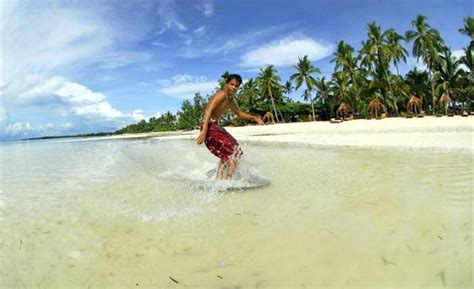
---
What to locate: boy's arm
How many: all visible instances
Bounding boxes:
[197,91,224,144]
[229,100,264,125]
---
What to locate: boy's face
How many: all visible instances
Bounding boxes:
[226,79,241,95]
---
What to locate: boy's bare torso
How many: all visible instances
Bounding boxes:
[209,90,232,122]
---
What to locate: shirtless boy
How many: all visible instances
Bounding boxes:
[197,74,264,180]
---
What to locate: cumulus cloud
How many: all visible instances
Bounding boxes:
[240,36,334,67]
[4,122,34,136]
[16,76,126,121]
[132,109,145,121]
[158,74,217,99]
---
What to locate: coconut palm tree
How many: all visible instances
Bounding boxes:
[218,71,231,90]
[237,78,260,113]
[282,80,294,102]
[386,28,408,76]
[314,76,333,119]
[405,68,430,97]
[290,55,321,121]
[435,47,463,97]
[360,22,395,111]
[256,65,282,122]
[405,14,445,114]
[460,46,474,82]
[332,71,352,112]
[458,16,474,43]
[332,41,362,102]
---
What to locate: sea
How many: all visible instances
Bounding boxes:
[0,137,472,288]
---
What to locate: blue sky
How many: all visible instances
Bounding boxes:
[0,0,471,140]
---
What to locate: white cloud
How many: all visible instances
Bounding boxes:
[194,26,206,36]
[197,0,214,17]
[16,76,127,122]
[137,81,150,87]
[2,1,114,86]
[156,0,187,34]
[0,104,7,125]
[92,51,153,70]
[241,36,334,67]
[132,109,145,121]
[159,75,217,99]
[4,122,33,135]
[62,122,73,129]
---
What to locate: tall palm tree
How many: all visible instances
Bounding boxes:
[314,76,333,119]
[256,65,282,122]
[458,16,474,43]
[405,14,445,113]
[332,71,351,110]
[282,80,294,102]
[460,46,474,82]
[332,41,361,100]
[237,78,260,113]
[386,28,408,76]
[405,67,430,111]
[360,22,394,107]
[290,55,321,120]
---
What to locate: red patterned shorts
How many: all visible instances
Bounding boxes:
[200,122,243,162]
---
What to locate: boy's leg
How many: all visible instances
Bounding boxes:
[226,153,240,180]
[216,160,226,180]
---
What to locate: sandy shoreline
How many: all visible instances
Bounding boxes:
[141,116,473,151]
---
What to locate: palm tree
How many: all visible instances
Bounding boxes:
[360,22,394,108]
[458,16,474,43]
[332,41,362,101]
[460,46,474,82]
[405,14,445,114]
[436,47,463,95]
[290,55,321,120]
[218,71,230,90]
[386,28,408,76]
[237,78,260,113]
[314,76,332,119]
[256,65,282,122]
[332,71,352,113]
[282,80,294,102]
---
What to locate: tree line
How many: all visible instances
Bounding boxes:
[117,15,473,134]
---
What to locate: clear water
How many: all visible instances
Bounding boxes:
[0,138,472,288]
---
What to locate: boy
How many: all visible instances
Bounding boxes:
[197,74,264,180]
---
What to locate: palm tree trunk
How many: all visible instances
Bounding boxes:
[269,91,279,122]
[430,71,436,115]
[311,100,316,121]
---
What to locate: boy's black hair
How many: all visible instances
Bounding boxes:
[226,74,242,85]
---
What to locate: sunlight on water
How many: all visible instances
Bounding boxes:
[0,138,472,288]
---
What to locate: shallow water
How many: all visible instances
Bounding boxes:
[0,138,472,288]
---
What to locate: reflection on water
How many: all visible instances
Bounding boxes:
[0,138,472,288]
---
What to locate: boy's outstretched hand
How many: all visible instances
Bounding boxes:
[254,116,265,125]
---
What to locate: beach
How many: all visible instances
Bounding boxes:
[149,116,474,151]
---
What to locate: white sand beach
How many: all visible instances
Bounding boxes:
[150,116,473,151]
